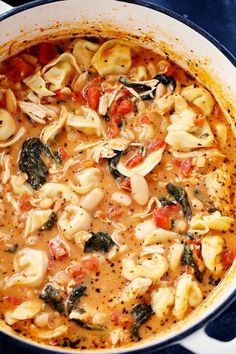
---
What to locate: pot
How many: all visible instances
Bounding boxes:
[0,1,236,353]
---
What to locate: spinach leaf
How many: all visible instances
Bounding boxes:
[119,76,152,92]
[41,212,56,231]
[131,303,154,341]
[73,319,104,330]
[159,197,176,207]
[40,283,65,313]
[84,232,115,253]
[153,74,176,91]
[166,183,192,217]
[19,138,61,190]
[19,138,48,190]
[107,151,122,179]
[119,74,176,101]
[183,243,202,282]
[67,285,87,314]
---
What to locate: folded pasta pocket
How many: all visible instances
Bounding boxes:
[91,39,136,76]
[67,107,102,137]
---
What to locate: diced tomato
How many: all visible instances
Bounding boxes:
[86,77,101,111]
[186,238,200,248]
[195,115,206,127]
[0,97,6,108]
[164,204,180,216]
[71,91,87,105]
[173,158,182,168]
[222,251,235,268]
[49,235,69,259]
[125,153,143,169]
[186,238,203,268]
[153,207,172,230]
[119,177,131,191]
[3,296,23,306]
[54,89,65,100]
[108,206,123,220]
[38,43,58,65]
[140,115,150,124]
[212,104,220,118]
[105,87,117,94]
[57,147,69,161]
[147,139,165,152]
[81,256,100,272]
[109,100,118,116]
[67,264,87,283]
[108,117,120,138]
[19,194,33,212]
[6,57,34,82]
[166,65,175,76]
[111,310,122,325]
[116,99,134,115]
[179,158,193,177]
[121,86,132,96]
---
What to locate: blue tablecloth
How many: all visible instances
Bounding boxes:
[0,1,235,353]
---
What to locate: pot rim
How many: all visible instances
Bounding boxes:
[0,0,236,352]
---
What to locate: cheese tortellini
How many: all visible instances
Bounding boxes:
[24,209,53,238]
[38,182,80,204]
[168,243,184,271]
[40,106,67,144]
[203,211,234,231]
[23,71,54,97]
[135,219,156,241]
[121,277,152,303]
[201,236,224,274]
[122,254,168,281]
[181,86,214,116]
[134,123,155,141]
[6,248,48,287]
[69,167,102,195]
[0,109,16,141]
[58,205,91,240]
[173,274,203,319]
[151,287,175,319]
[91,39,135,76]
[72,39,100,69]
[165,108,214,151]
[144,228,178,245]
[42,53,81,91]
[188,214,210,235]
[67,107,103,137]
[5,300,43,325]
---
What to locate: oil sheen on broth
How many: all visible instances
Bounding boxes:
[0,37,235,350]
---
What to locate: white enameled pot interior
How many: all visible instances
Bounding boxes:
[0,1,236,353]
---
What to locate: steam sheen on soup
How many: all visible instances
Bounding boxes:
[0,37,235,349]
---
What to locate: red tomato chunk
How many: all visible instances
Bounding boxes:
[49,235,69,259]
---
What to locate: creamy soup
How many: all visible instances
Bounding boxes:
[0,37,235,350]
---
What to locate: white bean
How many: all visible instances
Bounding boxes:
[173,219,187,233]
[0,109,16,141]
[80,188,104,211]
[130,174,149,206]
[6,89,17,114]
[111,192,131,206]
[34,312,55,329]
